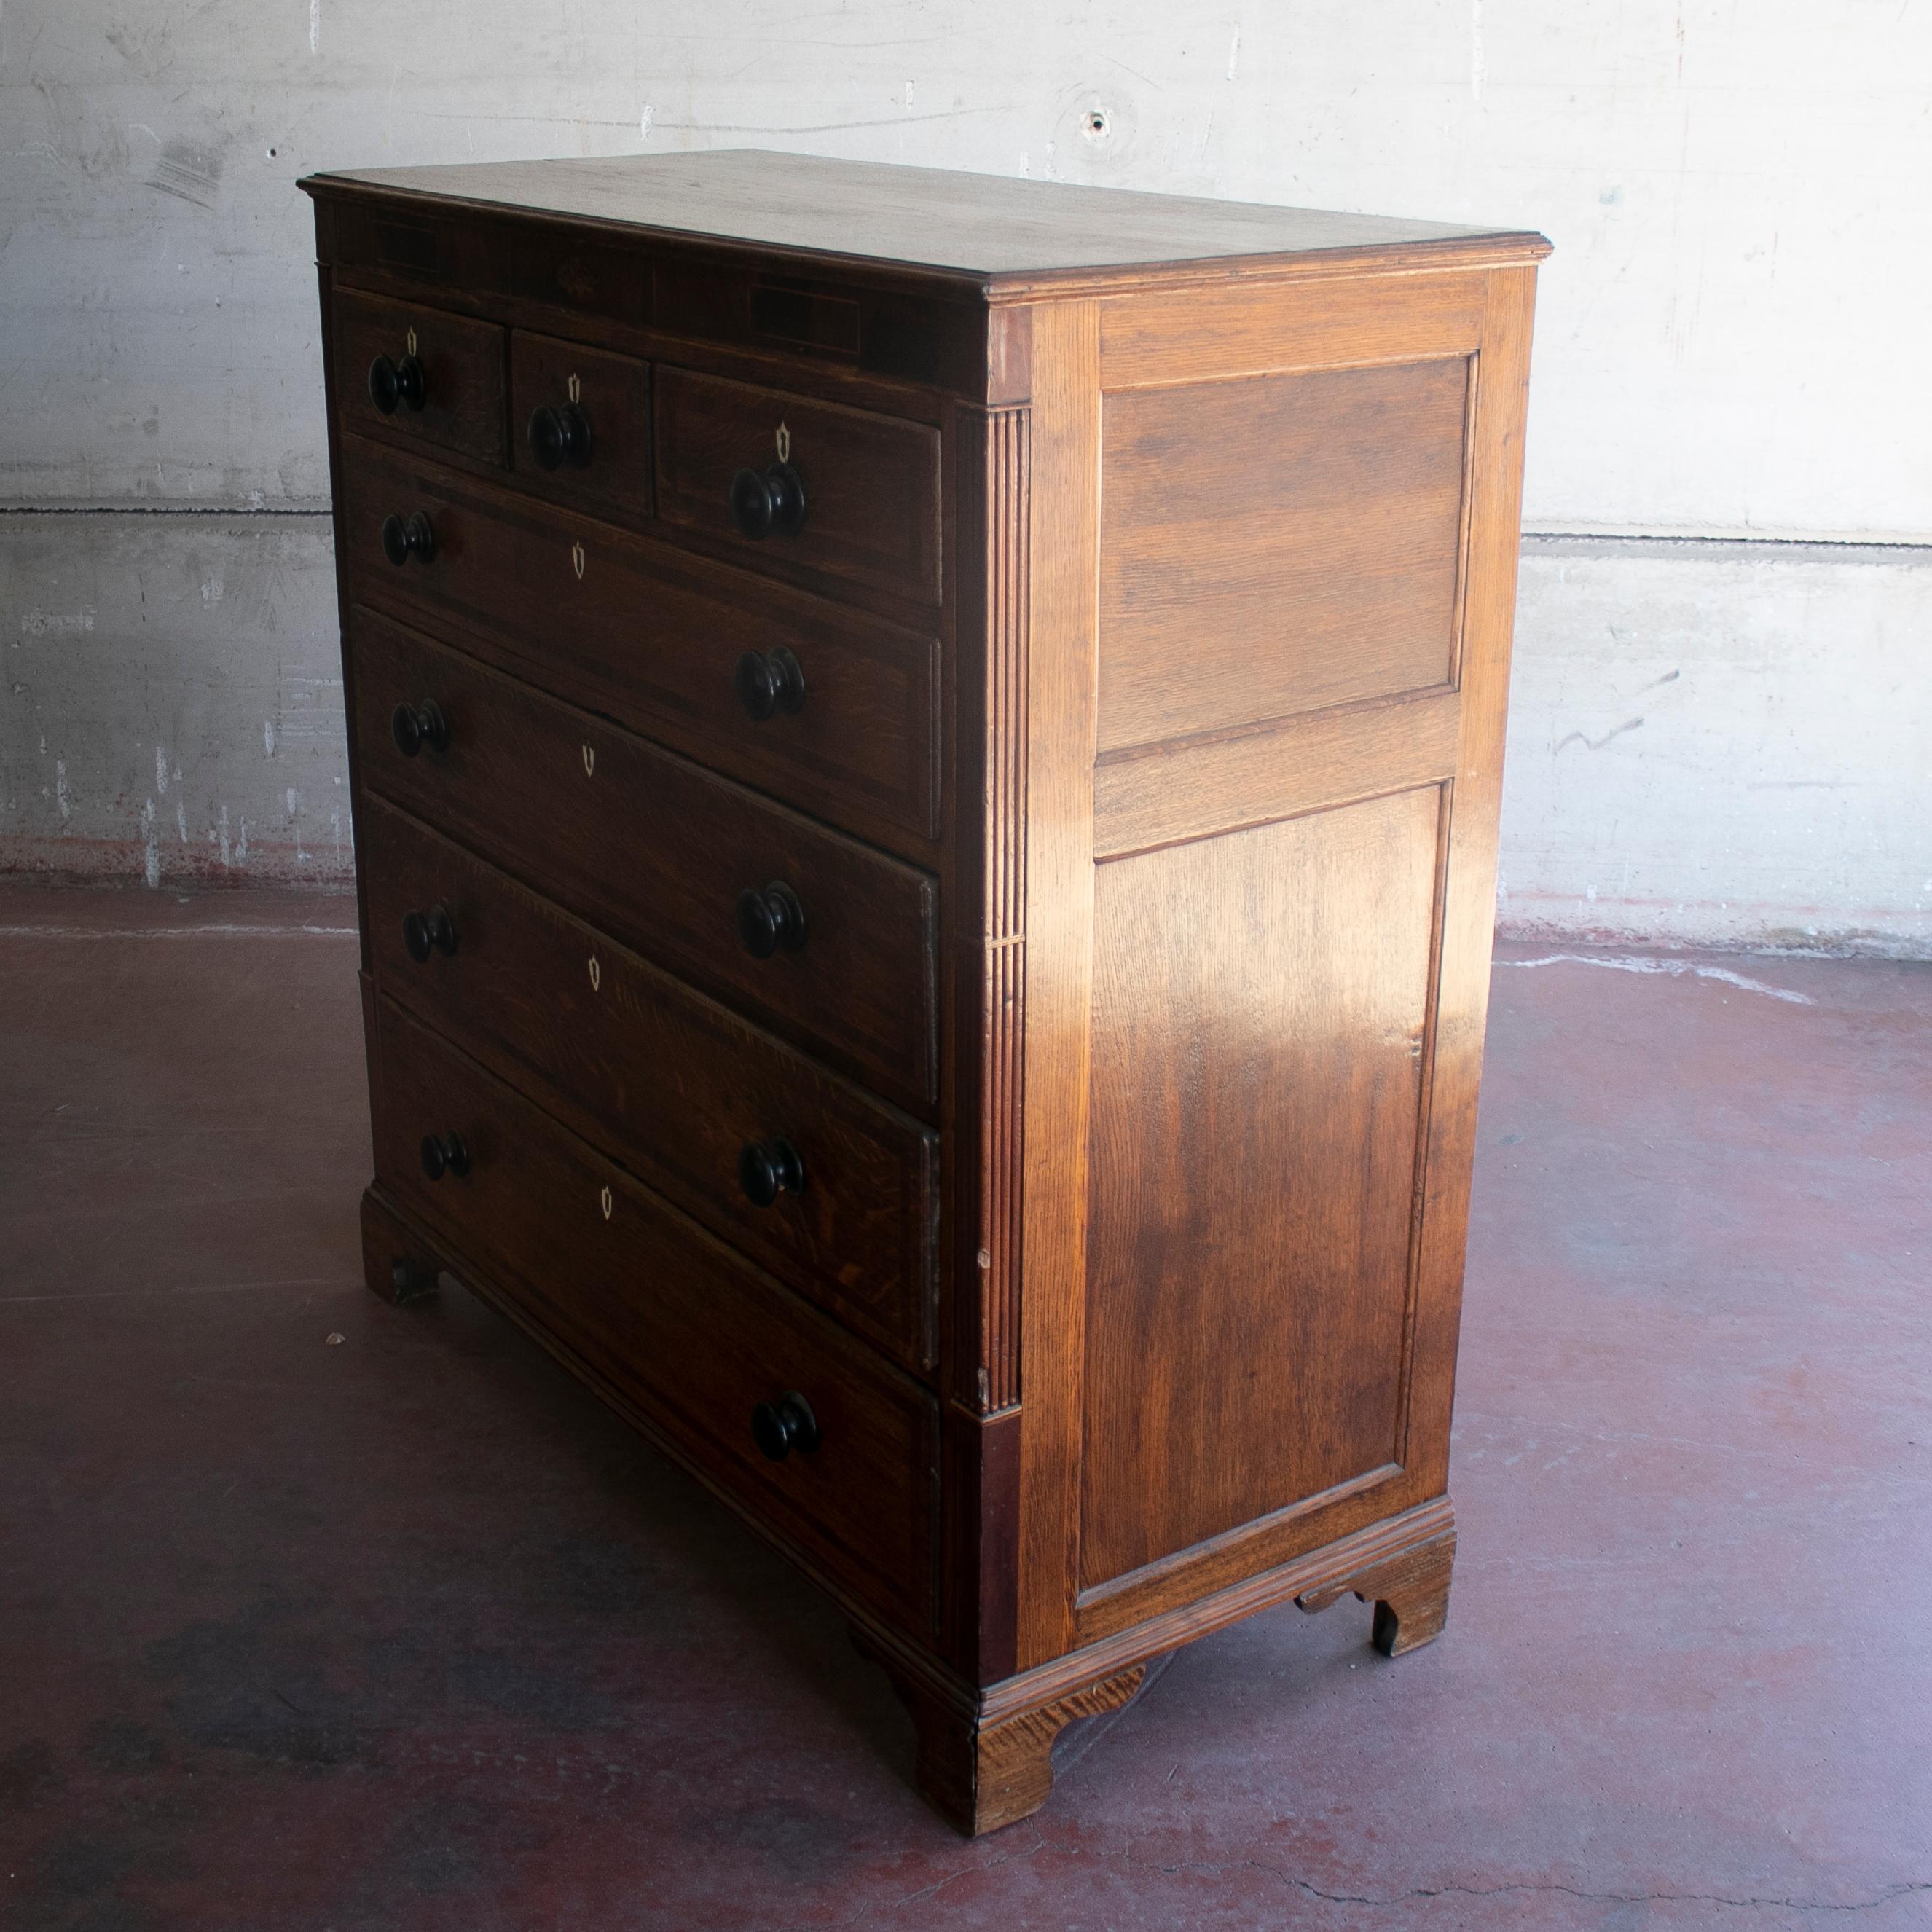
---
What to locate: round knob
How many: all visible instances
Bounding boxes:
[751,1390,821,1463]
[401,904,458,962]
[390,698,449,758]
[734,648,806,721]
[420,1131,470,1181]
[738,1136,805,1209]
[367,352,426,415]
[735,881,806,959]
[527,402,593,471]
[380,510,436,568]
[729,462,806,541]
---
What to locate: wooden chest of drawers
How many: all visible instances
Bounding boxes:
[301,151,1548,1834]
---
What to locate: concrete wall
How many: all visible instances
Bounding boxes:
[3,3,1927,949]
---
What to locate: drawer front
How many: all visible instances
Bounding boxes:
[364,797,938,1367]
[373,999,939,1627]
[339,442,939,847]
[333,288,507,467]
[353,608,938,1108]
[654,369,941,605]
[508,329,653,517]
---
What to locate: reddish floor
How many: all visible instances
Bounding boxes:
[1,882,1928,1931]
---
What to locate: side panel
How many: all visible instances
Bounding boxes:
[1045,264,1538,1646]
[1079,788,1443,1588]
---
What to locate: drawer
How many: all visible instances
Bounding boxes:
[508,329,653,517]
[654,369,941,605]
[339,441,939,847]
[352,607,938,1109]
[333,288,506,467]
[372,998,939,1628]
[363,796,938,1368]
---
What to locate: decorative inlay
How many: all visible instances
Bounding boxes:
[975,406,1031,1413]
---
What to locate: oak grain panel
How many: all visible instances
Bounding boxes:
[1013,302,1102,1670]
[1080,788,1443,1589]
[1093,687,1461,860]
[1098,270,1485,390]
[1401,266,1542,1496]
[1097,357,1470,755]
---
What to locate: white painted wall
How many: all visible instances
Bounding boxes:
[3,2,1928,947]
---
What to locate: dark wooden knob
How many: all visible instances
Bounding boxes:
[751,1391,820,1462]
[367,351,426,415]
[729,461,806,540]
[734,648,806,721]
[401,904,458,962]
[738,1136,804,1208]
[735,881,806,959]
[527,402,592,471]
[380,510,436,566]
[419,1131,470,1181]
[390,698,449,758]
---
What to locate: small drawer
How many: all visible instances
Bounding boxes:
[509,329,653,517]
[372,998,939,1629]
[363,797,938,1368]
[654,369,941,605]
[338,441,938,847]
[333,289,506,467]
[352,607,938,1110]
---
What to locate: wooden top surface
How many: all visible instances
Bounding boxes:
[302,149,1549,294]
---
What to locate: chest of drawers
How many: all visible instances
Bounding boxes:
[302,151,1547,1834]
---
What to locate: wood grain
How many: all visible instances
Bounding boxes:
[1080,790,1445,1588]
[332,286,507,468]
[1093,686,1461,860]
[338,439,941,852]
[1012,301,1102,1670]
[1400,266,1543,1496]
[1097,269,1486,390]
[305,151,1550,299]
[373,997,941,1630]
[654,366,942,604]
[362,796,939,1369]
[350,607,939,1111]
[507,326,654,516]
[1097,356,1470,754]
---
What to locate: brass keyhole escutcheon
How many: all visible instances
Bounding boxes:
[581,744,595,777]
[567,372,581,404]
[406,326,418,356]
[775,421,790,463]
[600,1185,613,1221]
[587,954,600,992]
[571,540,586,581]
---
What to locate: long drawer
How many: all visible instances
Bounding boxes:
[363,796,938,1369]
[339,438,939,849]
[372,999,939,1628]
[352,606,938,1110]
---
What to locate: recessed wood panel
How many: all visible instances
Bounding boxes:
[1079,788,1444,1590]
[1097,357,1469,755]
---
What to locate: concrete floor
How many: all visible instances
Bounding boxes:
[1,883,1927,1931]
